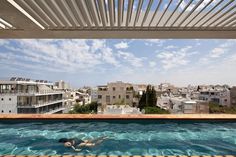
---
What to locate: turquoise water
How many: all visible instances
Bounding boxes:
[0,120,236,156]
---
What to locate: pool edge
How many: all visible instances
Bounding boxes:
[0,114,236,120]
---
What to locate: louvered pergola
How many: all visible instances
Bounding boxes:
[0,0,236,38]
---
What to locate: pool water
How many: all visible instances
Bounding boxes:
[0,120,236,156]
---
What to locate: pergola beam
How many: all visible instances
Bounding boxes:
[1,30,236,39]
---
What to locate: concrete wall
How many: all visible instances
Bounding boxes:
[0,95,17,113]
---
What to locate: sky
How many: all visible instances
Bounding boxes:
[0,39,236,88]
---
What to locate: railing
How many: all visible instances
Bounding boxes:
[0,90,63,95]
[17,99,63,108]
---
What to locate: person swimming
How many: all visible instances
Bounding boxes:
[58,136,108,152]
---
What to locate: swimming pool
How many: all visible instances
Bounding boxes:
[0,119,235,156]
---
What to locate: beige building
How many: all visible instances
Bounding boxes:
[230,87,236,106]
[97,81,134,109]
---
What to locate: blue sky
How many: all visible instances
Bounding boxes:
[0,39,236,88]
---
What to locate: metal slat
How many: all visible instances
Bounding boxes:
[76,0,92,27]
[205,3,236,28]
[126,0,134,27]
[59,0,78,27]
[199,0,234,27]
[0,18,13,28]
[177,0,204,27]
[156,0,172,27]
[17,0,49,28]
[50,0,72,27]
[0,21,8,29]
[85,0,99,27]
[191,0,224,27]
[108,0,115,27]
[228,20,236,27]
[163,0,183,27]
[66,0,85,27]
[220,15,236,28]
[141,0,153,27]
[133,0,143,26]
[184,0,213,27]
[118,0,124,27]
[97,0,107,27]
[149,0,162,26]
[27,0,57,27]
[38,0,64,27]
[170,0,193,27]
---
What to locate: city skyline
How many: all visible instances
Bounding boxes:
[0,39,236,88]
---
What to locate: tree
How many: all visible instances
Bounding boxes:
[69,102,98,114]
[144,106,170,114]
[138,85,157,109]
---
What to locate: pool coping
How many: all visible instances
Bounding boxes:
[0,155,236,157]
[0,114,236,120]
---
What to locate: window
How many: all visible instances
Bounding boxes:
[1,98,3,101]
[1,110,3,113]
[9,110,11,113]
[119,95,121,99]
[9,98,11,101]
[98,95,102,99]
[106,95,110,103]
[113,96,116,99]
[113,87,116,91]
[126,95,130,99]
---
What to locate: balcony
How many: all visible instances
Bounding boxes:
[17,99,63,108]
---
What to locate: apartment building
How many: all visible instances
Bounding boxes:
[54,80,70,90]
[91,87,98,102]
[97,81,134,109]
[199,87,230,106]
[230,86,236,106]
[0,77,65,114]
[170,97,209,114]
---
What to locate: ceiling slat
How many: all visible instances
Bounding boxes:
[126,0,134,27]
[177,0,204,27]
[17,0,49,28]
[205,3,236,28]
[97,0,107,27]
[191,0,224,27]
[141,0,153,27]
[149,0,162,26]
[108,0,115,27]
[66,0,85,28]
[199,0,234,27]
[163,0,183,27]
[184,0,214,27]
[156,0,172,27]
[118,0,124,27]
[170,0,194,27]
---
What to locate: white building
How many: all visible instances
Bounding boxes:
[0,77,65,114]
[99,105,142,114]
[199,87,230,106]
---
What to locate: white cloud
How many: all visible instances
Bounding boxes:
[149,61,156,68]
[157,46,192,70]
[0,39,120,73]
[117,51,143,67]
[144,39,165,46]
[114,41,129,49]
[209,47,225,58]
[165,45,177,50]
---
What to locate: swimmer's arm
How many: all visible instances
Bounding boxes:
[71,146,81,152]
[79,142,95,147]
